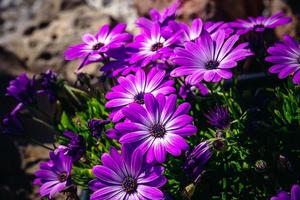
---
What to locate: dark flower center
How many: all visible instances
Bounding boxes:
[150,124,166,138]
[298,56,300,64]
[253,24,264,29]
[134,92,144,104]
[58,172,68,182]
[122,176,137,193]
[213,139,226,151]
[92,43,104,50]
[205,60,219,70]
[151,42,163,51]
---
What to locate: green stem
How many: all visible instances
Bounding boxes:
[64,85,82,106]
[31,117,58,133]
[27,137,54,151]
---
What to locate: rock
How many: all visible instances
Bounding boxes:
[0,0,136,81]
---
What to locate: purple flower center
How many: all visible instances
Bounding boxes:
[205,60,219,70]
[253,24,264,30]
[58,172,68,182]
[150,124,166,138]
[92,43,104,50]
[213,139,226,151]
[151,42,163,51]
[134,92,145,104]
[122,176,137,193]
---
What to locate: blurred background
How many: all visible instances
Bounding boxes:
[0,0,299,199]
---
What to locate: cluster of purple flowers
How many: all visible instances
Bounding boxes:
[29,0,300,199]
[2,71,59,135]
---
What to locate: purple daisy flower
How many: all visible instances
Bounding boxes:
[204,106,230,130]
[116,93,197,163]
[88,119,110,138]
[171,30,252,84]
[105,68,175,122]
[89,147,166,200]
[265,35,300,84]
[34,149,72,199]
[6,73,36,105]
[136,1,179,33]
[101,46,141,77]
[229,12,291,35]
[129,22,182,66]
[271,184,300,200]
[62,131,86,161]
[204,21,234,39]
[64,23,132,70]
[180,18,204,42]
[183,140,212,181]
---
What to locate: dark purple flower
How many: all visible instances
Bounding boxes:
[204,106,230,130]
[88,119,110,138]
[129,22,182,66]
[178,82,209,99]
[100,46,141,77]
[265,35,300,84]
[6,73,36,105]
[116,93,197,163]
[184,141,212,180]
[105,68,175,122]
[89,147,166,200]
[63,131,85,161]
[229,12,291,35]
[271,184,300,200]
[2,103,24,135]
[171,30,252,84]
[64,23,132,70]
[34,149,72,198]
[38,70,58,103]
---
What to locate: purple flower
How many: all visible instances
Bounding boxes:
[265,35,300,84]
[204,21,234,39]
[105,128,122,140]
[183,141,212,181]
[89,147,166,200]
[171,30,252,84]
[38,70,58,103]
[88,119,110,138]
[116,93,197,163]
[178,82,209,99]
[180,18,204,42]
[129,23,182,66]
[64,23,132,70]
[6,73,36,105]
[2,103,24,135]
[34,149,72,198]
[63,131,85,161]
[105,68,175,122]
[204,106,230,130]
[101,46,140,77]
[271,184,300,200]
[136,1,179,33]
[229,12,291,35]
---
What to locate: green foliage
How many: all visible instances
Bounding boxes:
[57,97,119,188]
[270,83,300,127]
[167,79,300,200]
